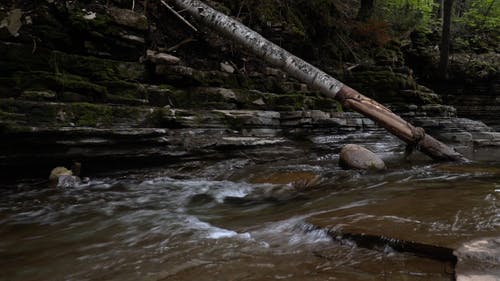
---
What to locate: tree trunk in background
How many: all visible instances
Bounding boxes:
[171,0,467,162]
[433,0,443,19]
[357,0,375,21]
[438,0,454,78]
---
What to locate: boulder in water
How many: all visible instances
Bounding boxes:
[49,167,72,185]
[339,144,386,171]
[49,163,83,188]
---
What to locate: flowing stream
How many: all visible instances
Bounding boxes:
[1,135,499,281]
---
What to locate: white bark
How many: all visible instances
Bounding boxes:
[171,0,344,98]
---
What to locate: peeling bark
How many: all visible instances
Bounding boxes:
[171,0,467,162]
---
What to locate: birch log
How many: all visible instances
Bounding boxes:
[171,0,467,162]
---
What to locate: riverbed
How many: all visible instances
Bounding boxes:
[1,134,499,281]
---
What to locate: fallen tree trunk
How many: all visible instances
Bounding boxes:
[171,0,467,162]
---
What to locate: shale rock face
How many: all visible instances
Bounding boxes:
[339,144,386,171]
[0,0,498,180]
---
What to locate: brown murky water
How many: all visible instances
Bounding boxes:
[1,137,499,281]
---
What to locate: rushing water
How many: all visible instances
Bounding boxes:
[1,137,499,281]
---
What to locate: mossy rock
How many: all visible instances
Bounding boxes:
[63,102,148,127]
[0,122,32,134]
[0,99,148,128]
[13,71,107,101]
[147,85,190,108]
[100,80,147,100]
[67,103,114,127]
[58,91,93,103]
[1,42,145,82]
[147,107,186,128]
[50,51,145,82]
[0,109,26,123]
[264,93,312,111]
[0,99,59,124]
[191,70,240,88]
[106,94,148,106]
[156,66,239,88]
[69,10,121,38]
[19,90,57,101]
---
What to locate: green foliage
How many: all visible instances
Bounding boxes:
[373,0,498,52]
[454,0,499,51]
[375,0,438,35]
[457,0,500,32]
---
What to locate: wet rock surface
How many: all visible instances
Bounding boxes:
[305,169,500,275]
[455,238,500,281]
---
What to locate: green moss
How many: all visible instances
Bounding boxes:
[69,11,120,37]
[0,99,59,124]
[13,71,107,101]
[20,90,57,101]
[264,93,310,110]
[0,109,25,122]
[69,103,113,127]
[100,80,146,99]
[51,51,144,82]
[192,71,240,88]
[0,42,144,82]
[59,91,92,103]
[0,122,31,134]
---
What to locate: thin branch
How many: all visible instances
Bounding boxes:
[336,32,360,63]
[165,37,197,52]
[160,0,198,32]
[236,0,245,19]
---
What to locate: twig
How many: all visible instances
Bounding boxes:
[160,0,198,32]
[346,64,360,71]
[336,32,360,63]
[31,37,37,54]
[166,37,196,52]
[132,0,135,11]
[236,0,245,19]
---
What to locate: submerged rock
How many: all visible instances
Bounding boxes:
[56,175,82,188]
[454,238,500,281]
[339,144,386,171]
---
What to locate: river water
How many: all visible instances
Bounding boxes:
[1,134,499,281]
